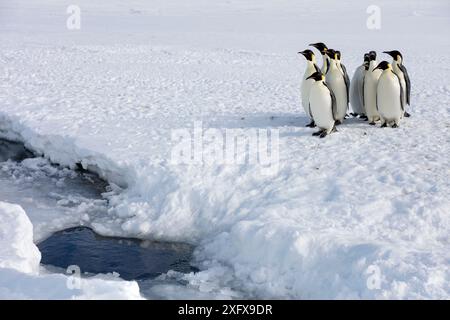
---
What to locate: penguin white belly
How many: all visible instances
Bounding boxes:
[364,70,381,122]
[350,66,365,114]
[377,74,403,124]
[301,78,314,118]
[326,72,347,121]
[322,57,328,74]
[309,84,334,132]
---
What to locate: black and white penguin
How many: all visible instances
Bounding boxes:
[309,42,329,74]
[363,51,382,125]
[336,50,350,118]
[384,50,411,117]
[306,71,337,138]
[374,61,404,128]
[325,49,348,124]
[299,49,321,127]
[350,53,370,119]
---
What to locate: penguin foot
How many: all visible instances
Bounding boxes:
[404,111,411,118]
[369,122,376,126]
[344,114,349,119]
[312,130,324,136]
[392,123,399,128]
[306,120,316,128]
[381,123,387,128]
[350,113,358,117]
[335,120,342,126]
[319,131,328,138]
[360,115,368,121]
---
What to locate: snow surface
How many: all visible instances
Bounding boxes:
[0,0,449,299]
[0,202,40,274]
[0,201,142,299]
[0,156,111,242]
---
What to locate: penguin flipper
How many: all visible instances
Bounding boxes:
[399,64,411,105]
[394,72,405,112]
[399,82,405,111]
[314,63,321,74]
[323,82,338,120]
[362,73,365,109]
[341,63,350,107]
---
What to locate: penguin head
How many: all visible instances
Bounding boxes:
[383,50,403,63]
[363,53,370,63]
[309,42,328,55]
[369,51,377,61]
[325,49,337,60]
[363,53,370,70]
[306,71,324,82]
[336,50,342,61]
[298,49,316,62]
[373,61,391,72]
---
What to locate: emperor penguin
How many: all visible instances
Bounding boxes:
[309,42,329,74]
[325,49,349,124]
[299,49,321,127]
[384,50,411,117]
[306,71,337,138]
[336,50,351,117]
[363,51,382,125]
[374,61,404,128]
[350,53,370,118]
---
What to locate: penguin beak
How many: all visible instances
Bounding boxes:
[306,74,316,80]
[298,51,307,57]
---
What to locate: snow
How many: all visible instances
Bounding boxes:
[0,201,142,299]
[1,0,450,299]
[0,202,40,274]
[0,156,111,242]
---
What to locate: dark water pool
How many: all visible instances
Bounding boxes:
[0,138,33,161]
[1,138,197,283]
[38,227,197,281]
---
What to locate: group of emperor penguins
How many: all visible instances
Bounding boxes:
[299,42,411,138]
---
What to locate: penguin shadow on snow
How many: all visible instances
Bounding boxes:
[207,113,314,137]
[206,113,406,138]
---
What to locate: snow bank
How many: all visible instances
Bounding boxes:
[0,202,40,274]
[0,113,131,188]
[0,268,143,300]
[0,201,142,299]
